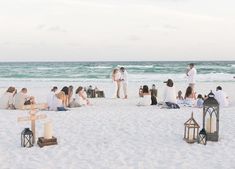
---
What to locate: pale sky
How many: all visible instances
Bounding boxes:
[0,0,235,61]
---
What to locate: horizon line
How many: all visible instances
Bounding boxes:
[0,60,235,63]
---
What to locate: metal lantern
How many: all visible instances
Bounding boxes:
[184,112,200,143]
[21,128,33,148]
[198,128,207,145]
[203,91,219,141]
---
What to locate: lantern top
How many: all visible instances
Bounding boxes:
[22,128,33,135]
[203,91,219,106]
[199,128,207,135]
[184,112,200,128]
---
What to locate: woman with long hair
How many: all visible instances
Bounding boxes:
[111,68,121,98]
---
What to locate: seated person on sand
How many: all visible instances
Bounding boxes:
[137,85,151,106]
[0,86,17,109]
[50,91,67,111]
[75,86,90,106]
[176,90,184,104]
[68,85,74,103]
[214,86,229,107]
[47,86,58,110]
[196,94,204,108]
[139,86,143,97]
[150,84,157,105]
[14,88,36,109]
[61,86,69,107]
[14,88,47,110]
[184,86,196,107]
[162,79,179,108]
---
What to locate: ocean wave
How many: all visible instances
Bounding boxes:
[0,73,234,83]
[117,65,154,68]
[36,67,54,70]
[88,66,112,69]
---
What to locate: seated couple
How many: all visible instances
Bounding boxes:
[137,80,179,109]
[0,87,47,110]
[137,85,157,106]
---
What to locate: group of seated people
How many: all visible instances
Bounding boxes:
[47,85,91,111]
[137,79,229,109]
[0,85,91,111]
[0,87,37,110]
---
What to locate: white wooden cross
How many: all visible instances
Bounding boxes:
[18,106,47,144]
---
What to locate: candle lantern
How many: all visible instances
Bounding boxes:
[203,91,219,141]
[198,128,207,145]
[21,128,33,148]
[184,112,200,143]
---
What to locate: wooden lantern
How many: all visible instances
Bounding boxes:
[203,91,219,141]
[21,128,33,148]
[184,112,200,143]
[198,128,207,145]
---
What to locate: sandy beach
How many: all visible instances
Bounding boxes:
[0,81,234,169]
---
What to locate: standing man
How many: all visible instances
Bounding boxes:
[186,63,197,89]
[120,67,128,99]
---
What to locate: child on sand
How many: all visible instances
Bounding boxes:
[176,90,184,104]
[196,94,204,108]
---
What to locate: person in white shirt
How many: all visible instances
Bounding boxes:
[47,86,58,110]
[163,79,177,104]
[120,67,128,99]
[186,63,197,89]
[0,86,17,109]
[214,86,229,107]
[75,86,90,106]
[50,91,67,111]
[137,85,151,106]
[14,88,35,109]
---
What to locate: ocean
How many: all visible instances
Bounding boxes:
[0,61,234,84]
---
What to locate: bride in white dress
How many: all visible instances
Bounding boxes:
[111,68,121,98]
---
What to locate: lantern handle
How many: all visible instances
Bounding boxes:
[191,112,194,118]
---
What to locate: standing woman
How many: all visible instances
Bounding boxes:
[111,68,121,98]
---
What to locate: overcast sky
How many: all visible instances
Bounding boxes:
[0,0,235,61]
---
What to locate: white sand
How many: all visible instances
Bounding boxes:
[0,82,235,169]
